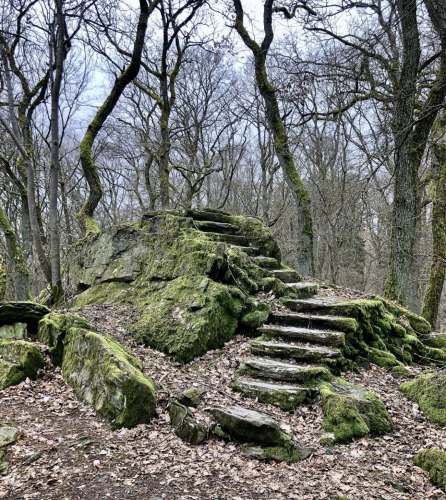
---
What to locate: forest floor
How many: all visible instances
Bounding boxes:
[1,304,445,500]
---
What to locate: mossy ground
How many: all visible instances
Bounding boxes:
[414,448,446,490]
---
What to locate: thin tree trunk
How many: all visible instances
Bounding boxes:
[422,110,446,327]
[0,206,29,300]
[77,0,157,234]
[48,0,67,302]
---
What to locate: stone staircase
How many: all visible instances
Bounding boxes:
[188,208,358,412]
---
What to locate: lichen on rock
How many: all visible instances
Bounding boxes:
[320,379,392,443]
[400,371,446,425]
[62,327,156,428]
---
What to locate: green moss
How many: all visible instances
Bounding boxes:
[320,379,392,443]
[62,328,156,428]
[414,448,446,490]
[401,371,446,425]
[241,443,307,463]
[0,339,44,389]
[240,300,270,329]
[390,365,413,378]
[367,347,402,369]
[38,312,90,365]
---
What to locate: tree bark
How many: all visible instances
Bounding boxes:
[233,0,314,275]
[422,110,446,327]
[77,0,157,234]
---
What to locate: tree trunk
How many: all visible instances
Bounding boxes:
[0,206,29,300]
[159,107,171,208]
[422,110,446,327]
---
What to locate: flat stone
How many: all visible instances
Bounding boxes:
[178,387,206,407]
[0,323,27,340]
[284,282,320,299]
[268,269,302,283]
[203,232,253,247]
[251,339,341,363]
[231,377,317,410]
[210,405,290,446]
[258,324,345,347]
[238,357,332,383]
[193,220,240,235]
[270,311,358,333]
[185,208,234,225]
[230,245,259,256]
[252,256,280,270]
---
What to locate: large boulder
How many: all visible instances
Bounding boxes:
[414,448,446,490]
[62,327,156,428]
[210,405,308,463]
[401,371,446,425]
[320,379,392,444]
[0,339,44,390]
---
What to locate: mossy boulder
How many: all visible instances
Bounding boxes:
[210,405,307,463]
[0,339,44,390]
[414,447,446,490]
[62,328,156,428]
[320,379,392,443]
[38,312,90,365]
[0,424,18,475]
[401,371,446,425]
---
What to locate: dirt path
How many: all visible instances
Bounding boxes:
[1,304,445,499]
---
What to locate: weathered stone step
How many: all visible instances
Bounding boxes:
[204,232,254,247]
[281,297,345,313]
[185,208,234,225]
[230,245,260,256]
[252,256,281,269]
[238,357,332,383]
[270,311,357,333]
[258,324,345,347]
[285,282,319,299]
[268,269,301,283]
[194,220,240,235]
[251,339,341,362]
[231,376,317,411]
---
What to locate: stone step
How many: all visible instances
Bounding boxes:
[230,245,260,256]
[193,220,240,235]
[268,268,301,283]
[281,297,346,314]
[285,282,319,299]
[185,208,234,225]
[252,256,281,270]
[204,232,253,247]
[270,311,357,333]
[238,357,332,383]
[231,376,317,411]
[258,324,345,347]
[251,339,341,363]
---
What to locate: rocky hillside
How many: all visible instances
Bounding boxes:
[2,209,446,498]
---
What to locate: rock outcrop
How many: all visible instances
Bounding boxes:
[401,371,446,425]
[0,339,44,390]
[0,424,18,475]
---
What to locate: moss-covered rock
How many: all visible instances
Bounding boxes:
[38,312,90,365]
[0,339,44,389]
[0,323,27,340]
[211,405,307,462]
[320,379,392,443]
[0,261,5,300]
[62,328,156,428]
[400,371,446,425]
[0,424,18,475]
[66,212,278,362]
[168,400,208,444]
[414,447,446,490]
[0,302,49,328]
